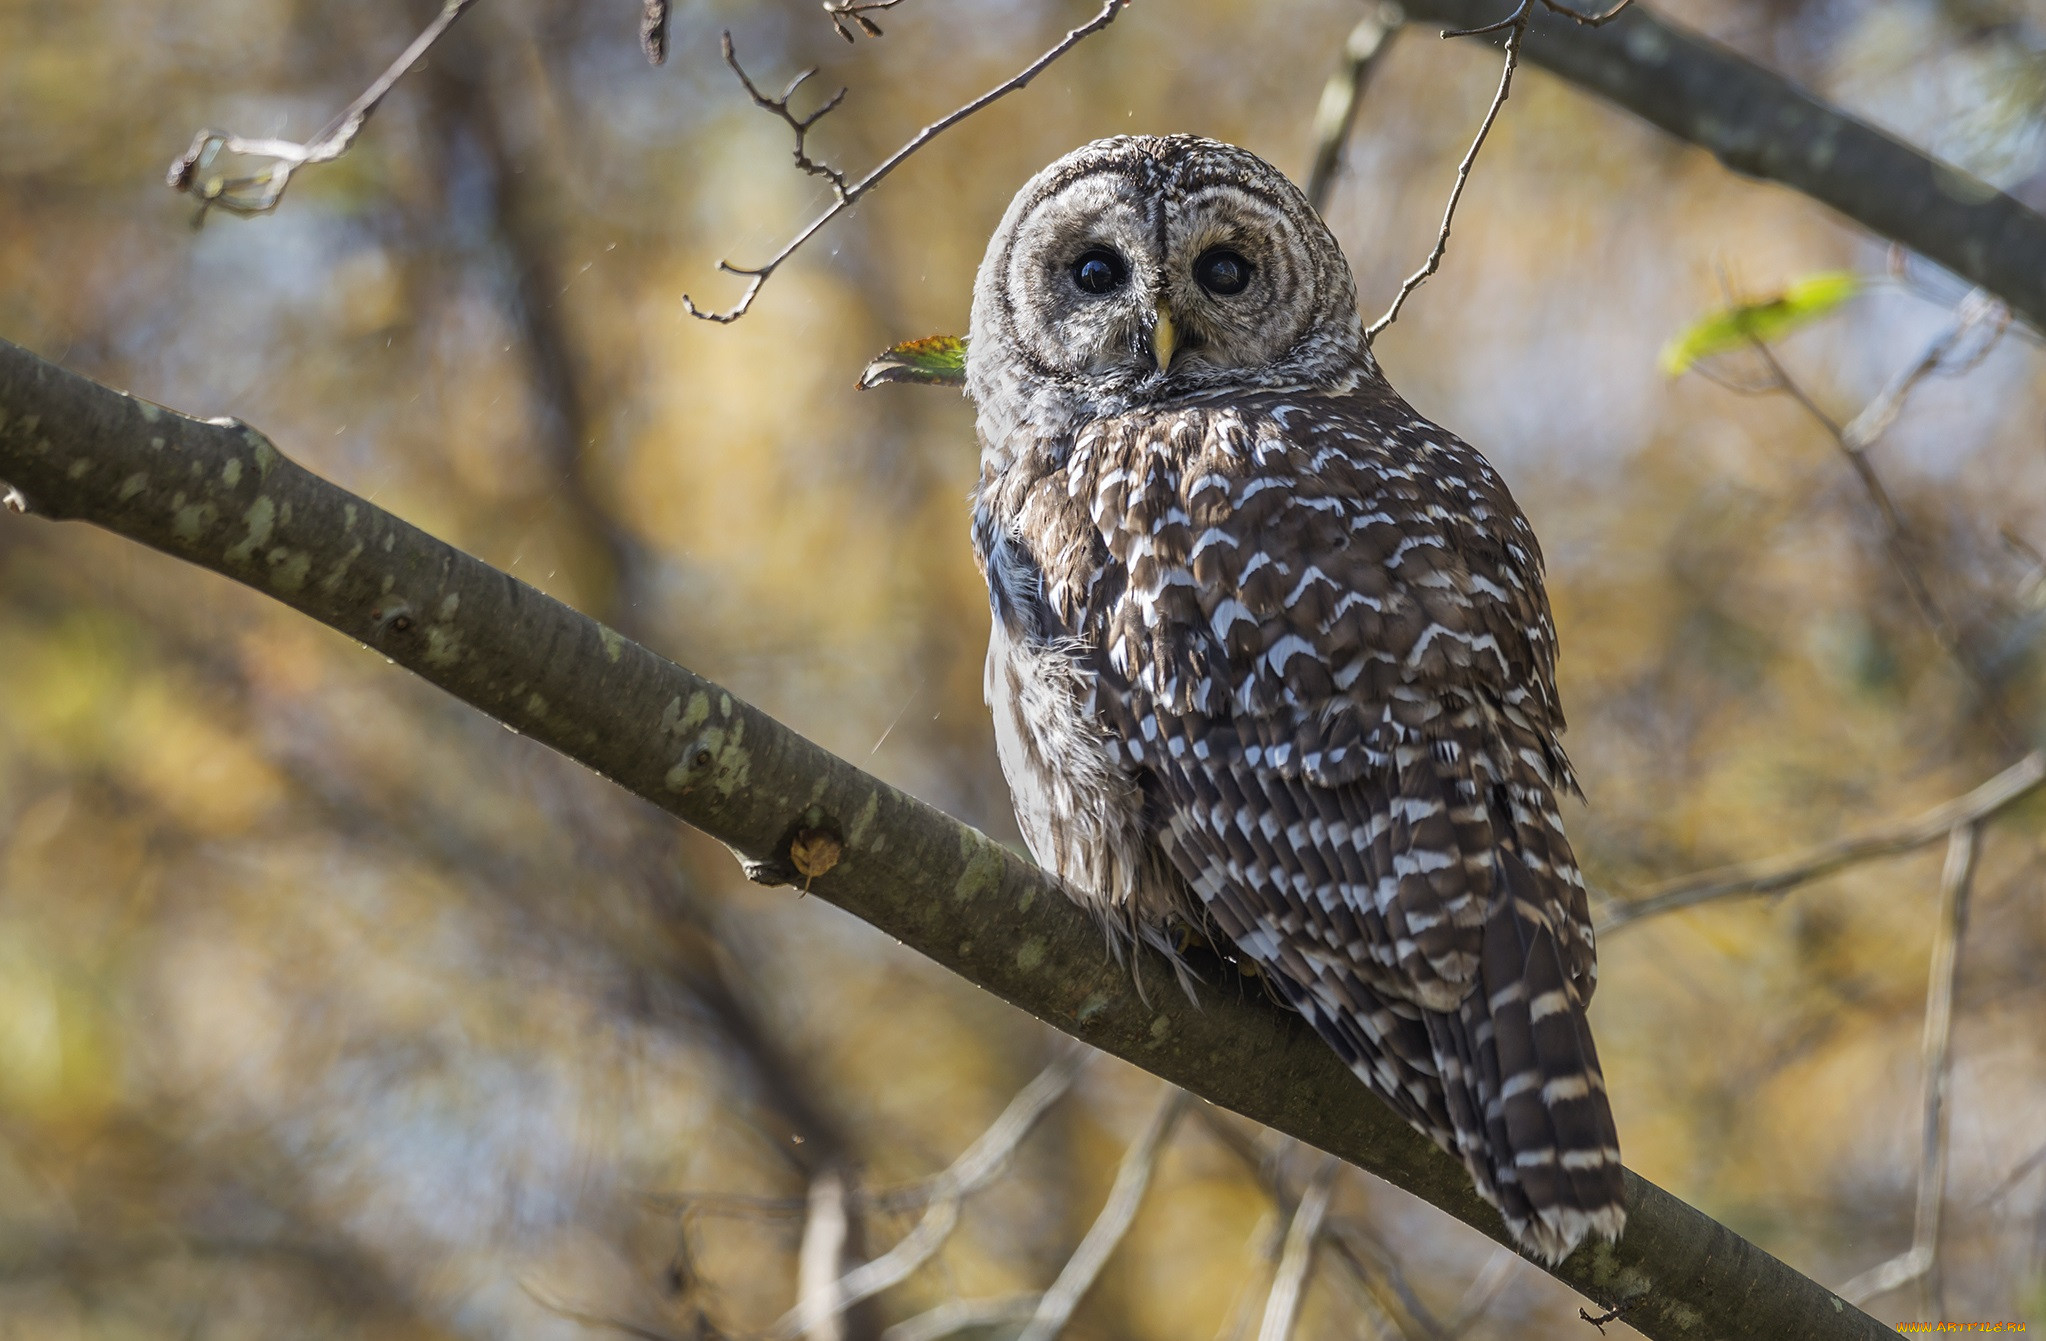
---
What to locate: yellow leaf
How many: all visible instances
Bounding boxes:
[1660,272,1860,375]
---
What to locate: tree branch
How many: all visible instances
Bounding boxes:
[1017,1084,1190,1341]
[768,1048,1088,1339]
[1388,0,2046,334]
[166,0,487,220]
[0,334,1894,1339]
[1598,750,2044,934]
[1838,823,1980,1311]
[1257,1154,1339,1341]
[1303,6,1404,217]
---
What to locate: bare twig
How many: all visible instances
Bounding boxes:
[524,1283,693,1341]
[1839,290,2009,451]
[1366,2,1527,339]
[166,0,486,220]
[1914,823,1979,1319]
[1440,1249,1517,1335]
[1535,0,1634,25]
[1973,1139,2046,1210]
[1444,0,1633,37]
[1837,824,1980,1310]
[796,1171,851,1341]
[1197,1112,1441,1340]
[642,0,672,65]
[1747,338,1994,704]
[685,0,1127,322]
[765,1048,1090,1340]
[722,37,853,200]
[878,1295,1040,1341]
[1257,1155,1339,1341]
[824,0,905,42]
[1016,1085,1192,1341]
[1304,6,1405,216]
[1599,751,2042,933]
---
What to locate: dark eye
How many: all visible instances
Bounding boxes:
[1194,248,1253,296]
[1071,248,1128,295]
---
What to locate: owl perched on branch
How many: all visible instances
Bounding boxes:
[962,135,1623,1263]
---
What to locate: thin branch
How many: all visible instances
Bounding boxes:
[685,0,1126,322]
[1745,337,1998,710]
[1534,0,1634,25]
[1439,1249,1517,1336]
[796,1171,851,1341]
[1366,2,1528,339]
[1257,1156,1339,1341]
[1216,1210,1285,1341]
[823,0,906,43]
[1438,1,1633,52]
[765,1048,1090,1340]
[878,1295,1040,1341]
[524,1283,694,1341]
[1839,290,2009,451]
[1198,1112,1442,1340]
[1386,0,2046,335]
[1972,1139,2046,1211]
[722,36,853,201]
[1916,822,1979,1319]
[1837,823,1981,1310]
[642,0,672,65]
[1304,6,1405,216]
[1016,1085,1192,1341]
[166,0,486,220]
[1598,751,2043,934]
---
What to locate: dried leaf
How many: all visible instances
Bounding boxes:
[789,829,843,882]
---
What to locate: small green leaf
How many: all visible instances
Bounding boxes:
[1659,272,1861,375]
[858,334,967,390]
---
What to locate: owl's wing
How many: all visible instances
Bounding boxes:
[1062,389,1593,1009]
[1046,390,1621,1259]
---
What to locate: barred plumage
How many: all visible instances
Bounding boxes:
[965,135,1623,1263]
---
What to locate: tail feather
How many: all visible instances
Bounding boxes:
[1453,850,1625,1262]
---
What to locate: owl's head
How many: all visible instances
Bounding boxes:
[967,135,1372,444]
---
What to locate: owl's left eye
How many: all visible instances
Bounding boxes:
[1071,248,1129,295]
[1193,248,1253,296]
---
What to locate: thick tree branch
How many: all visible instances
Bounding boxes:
[0,335,1890,1340]
[1390,0,2046,334]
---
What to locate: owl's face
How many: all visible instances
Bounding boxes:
[968,136,1371,446]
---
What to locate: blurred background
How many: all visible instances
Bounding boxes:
[4,0,2046,1335]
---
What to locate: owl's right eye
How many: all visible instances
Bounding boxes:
[1070,248,1129,295]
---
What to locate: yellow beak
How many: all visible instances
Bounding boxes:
[1151,301,1177,373]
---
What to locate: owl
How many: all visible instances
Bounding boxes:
[963,135,1623,1263]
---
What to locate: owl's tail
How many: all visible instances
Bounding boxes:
[1427,851,1626,1264]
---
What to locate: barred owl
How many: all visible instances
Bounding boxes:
[964,135,1623,1262]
